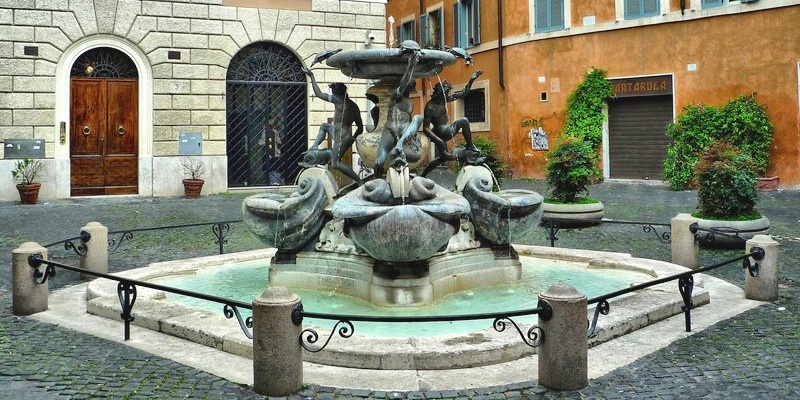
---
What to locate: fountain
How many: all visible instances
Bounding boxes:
[84,41,711,377]
[242,41,545,307]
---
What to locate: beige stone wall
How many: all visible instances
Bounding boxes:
[0,0,387,200]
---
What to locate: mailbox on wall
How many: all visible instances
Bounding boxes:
[4,139,45,159]
[178,132,203,155]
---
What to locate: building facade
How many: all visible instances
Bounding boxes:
[0,0,386,201]
[386,0,800,187]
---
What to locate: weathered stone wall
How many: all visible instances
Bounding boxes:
[0,0,386,200]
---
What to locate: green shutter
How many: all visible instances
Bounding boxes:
[702,0,724,8]
[421,14,430,47]
[472,0,480,46]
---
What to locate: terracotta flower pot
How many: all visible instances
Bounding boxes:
[16,182,41,205]
[182,179,204,198]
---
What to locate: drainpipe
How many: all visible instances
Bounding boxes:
[419,0,427,97]
[680,0,685,15]
[498,0,505,90]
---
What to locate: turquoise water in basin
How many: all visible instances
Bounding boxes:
[151,257,650,338]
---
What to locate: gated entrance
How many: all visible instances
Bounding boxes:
[69,47,139,196]
[226,42,307,187]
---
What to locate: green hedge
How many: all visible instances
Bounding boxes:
[663,94,773,190]
[694,141,759,220]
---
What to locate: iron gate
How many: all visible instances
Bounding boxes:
[226,42,307,188]
[227,81,306,186]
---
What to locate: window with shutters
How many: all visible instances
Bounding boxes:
[702,0,748,8]
[535,0,565,33]
[421,7,444,49]
[624,0,660,19]
[398,18,416,43]
[453,0,480,48]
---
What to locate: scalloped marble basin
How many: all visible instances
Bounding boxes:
[331,179,470,262]
[463,178,545,245]
[326,47,456,80]
[242,178,327,252]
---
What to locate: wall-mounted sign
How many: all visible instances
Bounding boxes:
[610,75,673,98]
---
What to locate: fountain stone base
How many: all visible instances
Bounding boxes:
[268,247,521,307]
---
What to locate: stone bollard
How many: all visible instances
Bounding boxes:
[538,283,588,391]
[671,213,699,269]
[252,287,303,397]
[745,235,780,301]
[80,222,108,279]
[12,242,49,316]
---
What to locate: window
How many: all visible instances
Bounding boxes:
[453,79,489,132]
[453,0,480,48]
[624,0,659,19]
[463,90,485,123]
[398,18,416,43]
[702,0,750,8]
[535,0,564,33]
[421,8,444,49]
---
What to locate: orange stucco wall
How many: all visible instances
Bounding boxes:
[386,1,800,187]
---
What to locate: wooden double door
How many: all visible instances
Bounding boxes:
[70,78,138,196]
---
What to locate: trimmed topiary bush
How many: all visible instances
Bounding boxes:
[694,141,760,220]
[545,138,599,204]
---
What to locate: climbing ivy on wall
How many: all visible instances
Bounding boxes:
[562,68,616,150]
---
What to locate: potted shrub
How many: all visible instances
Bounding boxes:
[693,141,769,247]
[542,138,604,224]
[11,158,44,205]
[180,157,206,198]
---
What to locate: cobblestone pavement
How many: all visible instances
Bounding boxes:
[1,175,799,399]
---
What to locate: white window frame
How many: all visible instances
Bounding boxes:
[452,79,490,132]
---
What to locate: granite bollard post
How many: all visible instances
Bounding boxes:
[252,287,303,396]
[80,222,108,279]
[12,242,49,316]
[671,213,699,269]
[538,283,588,391]
[745,235,780,301]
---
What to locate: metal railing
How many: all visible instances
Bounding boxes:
[107,220,241,254]
[540,217,672,247]
[43,230,92,256]
[292,301,553,352]
[586,247,765,337]
[27,254,253,341]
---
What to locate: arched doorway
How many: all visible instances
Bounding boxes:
[69,47,139,196]
[226,42,307,187]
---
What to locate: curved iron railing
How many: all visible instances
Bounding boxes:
[43,230,92,256]
[540,217,671,247]
[689,222,748,247]
[27,254,253,341]
[292,301,553,353]
[107,220,241,254]
[585,247,765,337]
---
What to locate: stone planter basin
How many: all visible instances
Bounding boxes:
[242,177,328,252]
[542,201,605,227]
[694,216,770,249]
[463,177,544,245]
[332,178,470,262]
